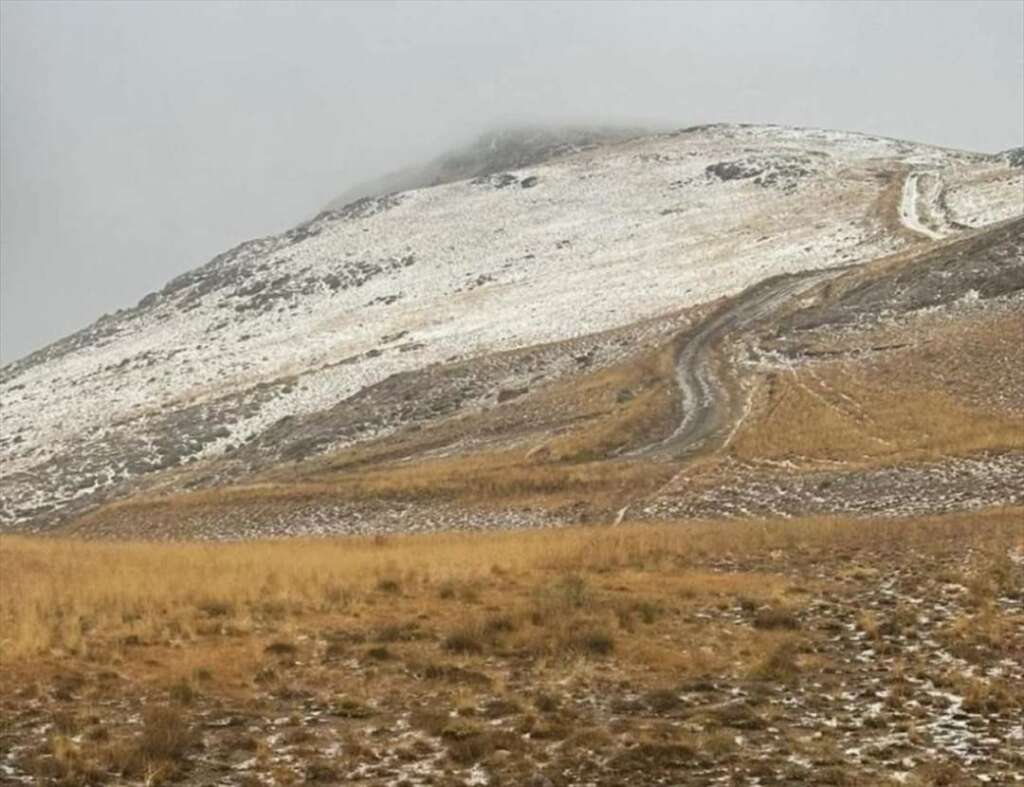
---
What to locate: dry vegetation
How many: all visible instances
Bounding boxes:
[64,272,1023,541]
[2,509,1022,785]
[64,341,684,535]
[3,140,1021,787]
[729,306,1024,467]
[728,366,1024,466]
[4,211,1021,784]
[295,338,684,476]
[81,455,674,515]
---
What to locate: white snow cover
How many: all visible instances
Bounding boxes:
[1,124,1021,525]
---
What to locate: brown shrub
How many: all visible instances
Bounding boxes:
[750,638,801,684]
[752,606,800,630]
[264,640,298,657]
[567,626,615,656]
[375,577,401,594]
[442,625,487,655]
[138,706,194,763]
[609,742,697,772]
[168,679,196,706]
[105,706,194,783]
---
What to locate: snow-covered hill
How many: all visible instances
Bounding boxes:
[2,124,1022,529]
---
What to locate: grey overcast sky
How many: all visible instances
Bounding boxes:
[1,0,1022,364]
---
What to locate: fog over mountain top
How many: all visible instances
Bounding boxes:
[2,0,1022,363]
[326,126,649,209]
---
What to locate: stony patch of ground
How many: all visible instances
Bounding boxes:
[645,452,1024,521]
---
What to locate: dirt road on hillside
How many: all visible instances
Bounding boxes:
[633,169,967,463]
[629,267,847,461]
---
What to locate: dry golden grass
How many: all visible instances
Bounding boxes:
[730,273,1024,467]
[3,508,1021,785]
[730,364,1024,465]
[3,507,1020,667]
[537,344,679,462]
[870,309,1024,415]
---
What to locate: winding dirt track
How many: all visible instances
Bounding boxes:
[613,267,849,524]
[630,267,848,460]
[636,169,962,463]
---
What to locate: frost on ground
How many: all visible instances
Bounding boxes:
[2,123,1022,531]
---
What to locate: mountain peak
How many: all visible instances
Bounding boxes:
[326,124,648,209]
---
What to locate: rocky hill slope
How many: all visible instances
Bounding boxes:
[1,124,1022,537]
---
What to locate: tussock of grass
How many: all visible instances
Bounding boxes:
[750,636,802,684]
[442,625,488,655]
[752,606,800,630]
